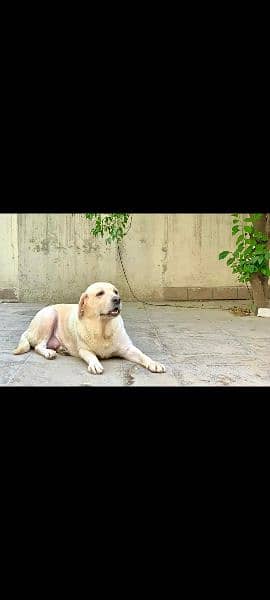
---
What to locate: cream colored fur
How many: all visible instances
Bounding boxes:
[13,282,166,375]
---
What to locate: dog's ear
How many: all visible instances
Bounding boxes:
[78,292,88,318]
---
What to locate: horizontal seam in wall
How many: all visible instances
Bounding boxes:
[0,287,18,300]
[162,286,270,301]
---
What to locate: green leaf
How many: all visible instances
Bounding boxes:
[244,226,253,234]
[232,225,239,235]
[219,251,230,260]
[254,231,267,241]
[227,257,234,266]
[233,248,241,257]
[85,213,132,244]
[254,245,267,254]
[243,245,253,255]
[236,234,244,244]
[250,213,263,222]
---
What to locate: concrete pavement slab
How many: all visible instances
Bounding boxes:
[121,362,178,387]
[1,301,269,386]
[158,331,250,357]
[172,360,269,386]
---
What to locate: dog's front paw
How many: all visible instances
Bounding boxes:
[147,360,166,373]
[44,349,57,359]
[88,360,104,375]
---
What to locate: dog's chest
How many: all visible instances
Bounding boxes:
[78,318,125,358]
[95,339,114,358]
[81,329,115,358]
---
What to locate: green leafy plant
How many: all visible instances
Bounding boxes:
[85,213,131,244]
[219,213,270,310]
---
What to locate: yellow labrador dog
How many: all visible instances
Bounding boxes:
[13,282,166,375]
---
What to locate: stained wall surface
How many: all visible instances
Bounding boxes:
[0,214,240,302]
[0,214,18,298]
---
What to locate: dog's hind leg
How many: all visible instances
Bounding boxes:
[13,331,31,355]
[13,306,60,359]
[16,306,58,360]
[34,340,57,359]
[32,307,59,360]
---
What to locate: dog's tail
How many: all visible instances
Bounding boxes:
[13,331,31,355]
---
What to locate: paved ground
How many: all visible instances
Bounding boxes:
[0,301,269,386]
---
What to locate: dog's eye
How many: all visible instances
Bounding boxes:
[96,291,105,297]
[113,289,118,295]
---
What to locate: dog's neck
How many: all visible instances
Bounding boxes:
[100,318,114,340]
[79,314,114,340]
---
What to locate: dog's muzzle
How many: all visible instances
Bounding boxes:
[101,297,121,318]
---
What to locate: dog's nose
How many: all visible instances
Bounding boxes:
[112,296,120,305]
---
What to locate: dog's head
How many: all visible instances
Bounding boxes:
[78,282,122,320]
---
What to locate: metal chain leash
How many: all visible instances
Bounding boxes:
[117,242,185,308]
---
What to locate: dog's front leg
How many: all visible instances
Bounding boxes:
[119,344,166,373]
[79,348,104,374]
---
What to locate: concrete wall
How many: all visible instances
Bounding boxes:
[0,214,18,299]
[0,213,242,302]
